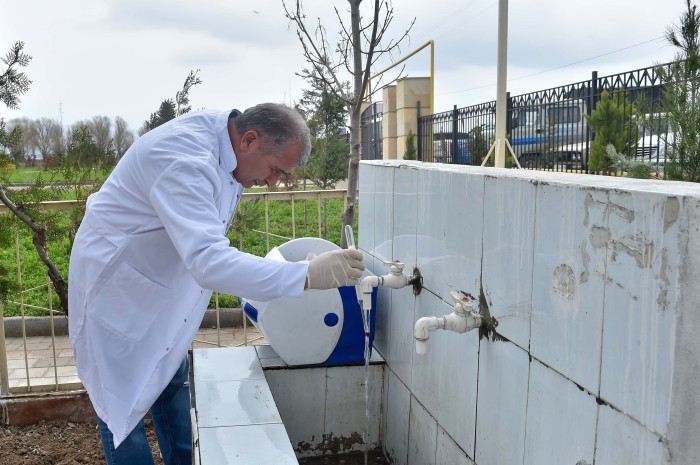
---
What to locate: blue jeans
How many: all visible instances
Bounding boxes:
[98,357,192,465]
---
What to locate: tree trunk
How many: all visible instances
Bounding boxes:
[342,110,361,248]
[341,0,364,249]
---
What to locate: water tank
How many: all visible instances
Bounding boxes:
[241,237,377,366]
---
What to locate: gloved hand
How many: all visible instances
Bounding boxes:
[306,248,365,290]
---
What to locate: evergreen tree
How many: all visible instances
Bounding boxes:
[404,129,417,160]
[142,100,177,133]
[658,0,700,181]
[585,90,635,172]
[0,41,31,155]
[298,72,349,189]
[139,69,202,135]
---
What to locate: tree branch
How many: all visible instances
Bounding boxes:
[284,0,350,102]
[0,186,68,314]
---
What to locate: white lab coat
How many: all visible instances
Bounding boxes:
[68,110,307,446]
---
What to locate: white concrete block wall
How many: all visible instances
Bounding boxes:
[523,360,597,464]
[264,362,384,459]
[359,160,700,465]
[475,338,529,465]
[599,190,679,434]
[530,184,607,392]
[666,194,700,465]
[482,174,534,351]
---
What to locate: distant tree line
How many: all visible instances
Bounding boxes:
[4,115,135,170]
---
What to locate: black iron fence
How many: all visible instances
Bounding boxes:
[361,102,383,160]
[416,63,670,173]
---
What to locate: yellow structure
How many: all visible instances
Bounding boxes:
[381,77,430,160]
[363,40,434,161]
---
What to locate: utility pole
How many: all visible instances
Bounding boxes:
[494,0,509,168]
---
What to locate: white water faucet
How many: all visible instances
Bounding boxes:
[414,291,484,355]
[360,260,413,310]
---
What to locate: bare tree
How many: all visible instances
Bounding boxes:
[48,121,65,160]
[34,117,62,160]
[283,0,413,247]
[113,116,135,159]
[89,115,112,154]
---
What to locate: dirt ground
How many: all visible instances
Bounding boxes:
[298,450,389,464]
[0,419,164,465]
[0,419,388,465]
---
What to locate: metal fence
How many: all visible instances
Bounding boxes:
[361,102,383,160]
[0,189,347,395]
[417,63,671,174]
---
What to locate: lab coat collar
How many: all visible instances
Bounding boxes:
[217,109,238,175]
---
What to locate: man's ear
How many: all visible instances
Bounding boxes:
[240,130,259,150]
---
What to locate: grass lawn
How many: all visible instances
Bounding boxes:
[6,166,113,184]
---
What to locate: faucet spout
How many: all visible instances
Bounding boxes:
[414,316,441,355]
[360,275,380,310]
[414,291,483,354]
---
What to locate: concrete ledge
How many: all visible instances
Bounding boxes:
[3,307,244,337]
[0,391,97,426]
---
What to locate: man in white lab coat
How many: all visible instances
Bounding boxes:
[68,103,364,465]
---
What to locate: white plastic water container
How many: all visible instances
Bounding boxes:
[240,237,377,366]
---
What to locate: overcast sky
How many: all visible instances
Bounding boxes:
[0,0,682,133]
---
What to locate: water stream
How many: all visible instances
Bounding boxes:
[346,224,373,465]
[359,297,372,465]
[363,331,371,465]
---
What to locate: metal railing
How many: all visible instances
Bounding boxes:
[0,189,347,395]
[417,63,671,174]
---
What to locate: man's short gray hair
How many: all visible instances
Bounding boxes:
[234,103,311,166]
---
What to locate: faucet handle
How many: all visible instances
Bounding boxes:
[450,290,475,306]
[382,259,405,273]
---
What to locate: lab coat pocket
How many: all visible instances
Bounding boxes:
[89,261,172,341]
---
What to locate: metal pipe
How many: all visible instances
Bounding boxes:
[0,302,10,395]
[367,40,434,115]
[49,276,58,389]
[16,229,30,392]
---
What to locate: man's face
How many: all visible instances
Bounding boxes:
[233,130,302,188]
